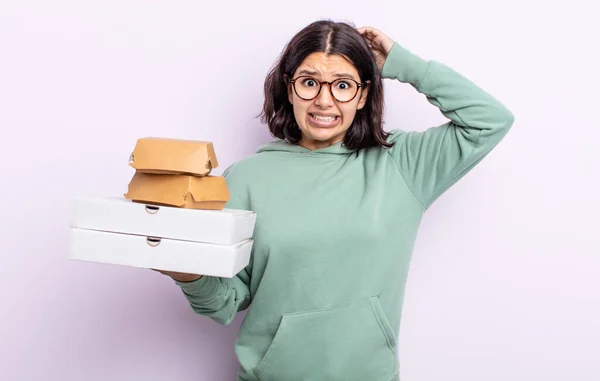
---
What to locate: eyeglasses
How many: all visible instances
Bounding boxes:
[288,76,369,103]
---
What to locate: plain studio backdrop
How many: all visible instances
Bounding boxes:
[1,0,598,380]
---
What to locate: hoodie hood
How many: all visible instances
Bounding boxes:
[256,139,356,155]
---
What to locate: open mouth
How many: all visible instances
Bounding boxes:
[308,113,340,128]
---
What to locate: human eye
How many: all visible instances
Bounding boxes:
[335,80,354,90]
[301,77,318,87]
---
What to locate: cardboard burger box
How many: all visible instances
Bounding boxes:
[124,172,230,210]
[129,137,218,176]
[68,138,257,278]
[125,138,229,210]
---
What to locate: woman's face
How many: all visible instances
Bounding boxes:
[288,52,369,150]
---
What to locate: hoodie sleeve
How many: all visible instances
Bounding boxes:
[175,163,252,326]
[382,42,514,209]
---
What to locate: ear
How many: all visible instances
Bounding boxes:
[356,82,370,110]
[284,74,294,104]
[288,83,294,104]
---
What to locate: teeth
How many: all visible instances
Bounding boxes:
[312,115,336,122]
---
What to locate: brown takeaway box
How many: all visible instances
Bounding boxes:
[129,137,218,176]
[124,173,230,210]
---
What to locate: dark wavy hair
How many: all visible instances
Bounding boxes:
[260,20,392,150]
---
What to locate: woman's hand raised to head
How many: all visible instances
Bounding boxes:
[357,26,395,73]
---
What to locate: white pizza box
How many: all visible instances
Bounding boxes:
[69,228,253,278]
[71,197,256,246]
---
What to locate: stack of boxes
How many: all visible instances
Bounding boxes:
[69,138,256,278]
[124,137,230,209]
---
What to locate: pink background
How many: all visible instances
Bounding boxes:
[1,1,598,380]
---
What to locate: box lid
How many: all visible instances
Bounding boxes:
[69,227,253,278]
[129,137,218,176]
[71,196,256,245]
[124,173,230,207]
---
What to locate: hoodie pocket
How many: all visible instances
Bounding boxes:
[254,296,398,381]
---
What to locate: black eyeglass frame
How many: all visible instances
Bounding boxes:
[287,75,370,103]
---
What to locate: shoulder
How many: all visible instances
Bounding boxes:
[221,150,277,191]
[223,138,298,180]
[386,129,409,144]
[220,154,267,210]
[383,128,424,156]
[356,129,415,166]
[361,129,409,157]
[222,156,255,186]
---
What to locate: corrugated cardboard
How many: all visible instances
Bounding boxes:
[124,173,230,210]
[71,197,256,246]
[129,137,218,176]
[69,228,253,278]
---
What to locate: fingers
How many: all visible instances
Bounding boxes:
[357,26,380,40]
[357,26,382,48]
[357,26,378,34]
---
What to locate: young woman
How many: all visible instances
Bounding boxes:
[159,20,514,381]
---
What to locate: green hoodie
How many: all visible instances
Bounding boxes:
[175,42,514,381]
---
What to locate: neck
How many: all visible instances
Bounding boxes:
[299,135,345,151]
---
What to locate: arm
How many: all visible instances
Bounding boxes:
[175,265,251,326]
[383,42,514,209]
[174,163,253,326]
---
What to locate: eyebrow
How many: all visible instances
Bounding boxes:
[296,69,358,80]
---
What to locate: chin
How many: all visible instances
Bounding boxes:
[307,129,341,142]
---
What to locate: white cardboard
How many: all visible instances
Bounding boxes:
[69,228,253,278]
[71,197,256,245]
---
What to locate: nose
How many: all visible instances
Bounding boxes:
[314,83,334,108]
